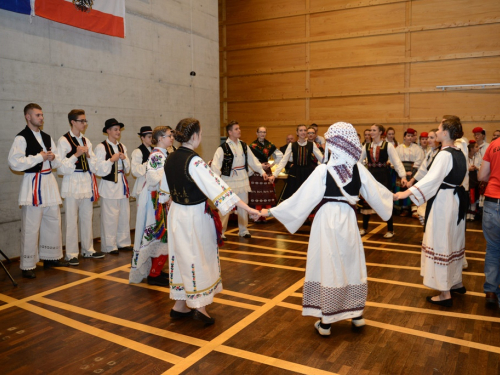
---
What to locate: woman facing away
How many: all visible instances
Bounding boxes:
[358,124,407,238]
[261,122,393,336]
[164,118,260,325]
[129,126,174,286]
[394,116,468,307]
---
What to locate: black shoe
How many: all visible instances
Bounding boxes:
[22,270,36,279]
[109,250,119,255]
[192,309,215,325]
[426,296,453,307]
[44,259,69,268]
[118,246,133,251]
[485,292,498,306]
[82,251,105,259]
[170,309,194,319]
[147,274,169,287]
[68,257,79,266]
[242,233,252,239]
[451,286,466,294]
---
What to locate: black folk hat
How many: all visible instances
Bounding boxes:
[138,126,153,136]
[103,118,124,133]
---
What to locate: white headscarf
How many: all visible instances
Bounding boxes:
[323,122,362,204]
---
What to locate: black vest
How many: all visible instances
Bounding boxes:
[291,141,314,167]
[16,126,52,173]
[324,165,361,197]
[249,140,277,164]
[63,132,89,171]
[365,141,389,167]
[219,140,248,177]
[101,140,125,183]
[440,147,467,186]
[164,147,208,205]
[138,144,151,164]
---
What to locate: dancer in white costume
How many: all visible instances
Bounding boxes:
[262,122,393,336]
[8,103,68,278]
[57,109,103,266]
[165,118,260,325]
[394,116,468,307]
[130,126,153,199]
[130,126,174,286]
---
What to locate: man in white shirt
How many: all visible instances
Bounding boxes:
[8,103,68,278]
[212,121,273,239]
[310,123,325,147]
[57,109,104,266]
[473,127,490,163]
[94,118,132,254]
[130,126,153,199]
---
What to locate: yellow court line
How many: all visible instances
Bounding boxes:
[364,246,485,261]
[277,301,500,354]
[220,249,307,260]
[0,293,19,304]
[288,293,499,323]
[224,241,307,255]
[366,262,484,277]
[36,296,207,347]
[19,301,183,364]
[358,220,483,233]
[220,257,305,272]
[216,346,339,375]
[226,233,308,245]
[163,278,307,375]
[217,289,269,304]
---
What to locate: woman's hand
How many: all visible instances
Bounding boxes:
[248,208,261,221]
[400,177,408,188]
[393,191,410,201]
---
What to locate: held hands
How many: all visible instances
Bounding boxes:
[248,208,261,221]
[406,178,414,188]
[267,175,275,183]
[400,177,408,188]
[393,191,410,201]
[260,209,269,218]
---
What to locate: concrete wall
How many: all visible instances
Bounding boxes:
[0,0,220,259]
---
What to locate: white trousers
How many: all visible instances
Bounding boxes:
[100,198,131,252]
[21,205,63,270]
[220,191,249,236]
[64,197,95,259]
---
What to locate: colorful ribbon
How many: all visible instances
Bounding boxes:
[31,169,51,206]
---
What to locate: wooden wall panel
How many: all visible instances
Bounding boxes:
[310,2,406,38]
[411,57,500,87]
[226,44,307,76]
[411,24,500,58]
[227,99,306,123]
[310,95,405,121]
[310,64,405,96]
[412,0,500,27]
[309,34,406,68]
[226,16,305,47]
[410,91,500,118]
[225,0,306,24]
[227,72,306,101]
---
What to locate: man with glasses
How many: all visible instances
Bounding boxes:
[307,126,324,164]
[57,109,104,266]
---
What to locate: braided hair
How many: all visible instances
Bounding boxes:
[441,116,464,140]
[174,118,201,143]
[151,126,172,146]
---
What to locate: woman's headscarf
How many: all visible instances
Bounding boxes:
[323,122,362,204]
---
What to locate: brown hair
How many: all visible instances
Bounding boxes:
[441,116,464,140]
[372,123,385,135]
[151,126,172,146]
[24,103,42,115]
[175,118,201,143]
[68,109,85,125]
[307,126,316,133]
[296,124,307,132]
[226,120,239,134]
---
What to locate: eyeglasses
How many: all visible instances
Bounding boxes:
[75,120,88,124]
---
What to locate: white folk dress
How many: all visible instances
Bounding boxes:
[271,163,393,324]
[409,149,466,291]
[130,146,151,198]
[129,148,170,283]
[168,156,239,308]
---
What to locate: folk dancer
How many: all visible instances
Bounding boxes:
[261,122,393,336]
[130,126,174,287]
[94,118,132,254]
[248,126,283,223]
[358,124,407,238]
[212,120,272,239]
[394,116,468,307]
[273,124,323,203]
[165,118,260,325]
[130,126,153,199]
[57,109,103,266]
[395,128,424,216]
[8,103,68,278]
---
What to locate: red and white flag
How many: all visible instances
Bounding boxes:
[35,0,125,38]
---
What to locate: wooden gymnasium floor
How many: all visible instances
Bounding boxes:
[0,214,498,375]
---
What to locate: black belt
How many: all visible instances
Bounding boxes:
[424,183,468,233]
[485,196,500,204]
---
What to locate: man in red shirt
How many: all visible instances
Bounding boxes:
[478,137,500,307]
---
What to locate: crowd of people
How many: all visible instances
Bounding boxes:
[7,102,500,332]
